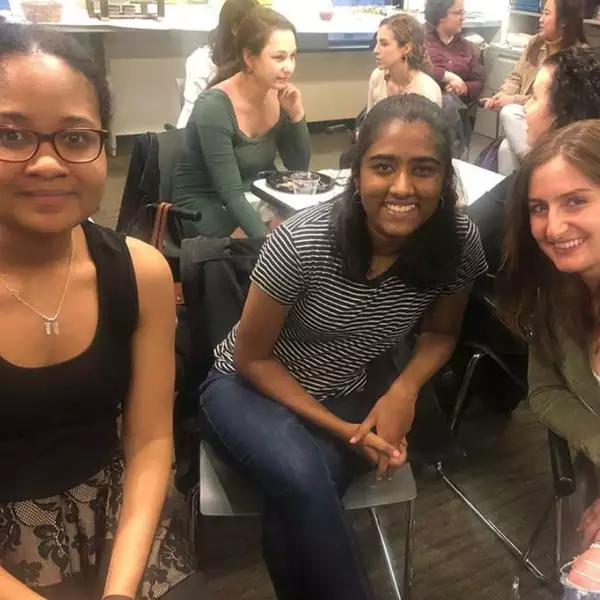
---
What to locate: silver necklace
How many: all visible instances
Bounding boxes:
[0,244,75,336]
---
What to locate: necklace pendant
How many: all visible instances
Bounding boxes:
[44,319,59,336]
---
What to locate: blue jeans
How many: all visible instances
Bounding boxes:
[198,370,382,600]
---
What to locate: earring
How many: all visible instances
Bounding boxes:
[352,190,362,204]
[439,196,445,208]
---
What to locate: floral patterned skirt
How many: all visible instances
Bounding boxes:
[0,453,198,600]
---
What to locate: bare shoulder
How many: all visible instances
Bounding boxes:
[125,237,174,294]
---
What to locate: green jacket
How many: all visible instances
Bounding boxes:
[529,327,600,466]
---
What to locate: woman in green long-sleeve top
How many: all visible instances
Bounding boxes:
[500,119,600,548]
[172,6,311,239]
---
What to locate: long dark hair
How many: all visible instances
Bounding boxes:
[331,94,462,290]
[0,22,111,128]
[499,120,600,361]
[208,6,296,88]
[378,14,433,74]
[210,0,258,67]
[526,0,587,64]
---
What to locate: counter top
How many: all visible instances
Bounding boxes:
[11,5,502,35]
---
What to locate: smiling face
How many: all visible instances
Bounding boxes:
[373,25,408,70]
[245,28,297,90]
[0,53,106,235]
[524,65,556,146]
[539,0,561,41]
[358,119,445,245]
[529,155,600,283]
[437,0,465,38]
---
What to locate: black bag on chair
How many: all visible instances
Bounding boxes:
[173,236,266,494]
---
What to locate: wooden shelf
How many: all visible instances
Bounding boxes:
[510,10,540,17]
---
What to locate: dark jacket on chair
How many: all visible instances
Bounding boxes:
[174,236,265,493]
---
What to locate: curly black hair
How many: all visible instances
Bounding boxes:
[0,22,111,128]
[544,47,600,130]
[331,94,462,291]
[424,0,456,28]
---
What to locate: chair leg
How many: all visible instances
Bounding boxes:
[403,500,415,600]
[450,351,485,434]
[435,461,548,585]
[370,507,403,600]
[186,483,200,566]
[555,496,564,576]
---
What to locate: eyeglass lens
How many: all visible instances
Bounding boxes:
[0,128,104,163]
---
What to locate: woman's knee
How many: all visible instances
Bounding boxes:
[499,103,524,129]
[199,373,339,500]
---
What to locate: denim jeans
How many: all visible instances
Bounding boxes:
[198,370,379,600]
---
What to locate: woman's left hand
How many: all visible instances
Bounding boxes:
[278,84,305,123]
[350,383,417,479]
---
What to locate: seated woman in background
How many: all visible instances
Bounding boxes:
[0,23,202,600]
[177,0,258,128]
[199,94,487,600]
[468,47,600,274]
[424,0,484,104]
[172,6,310,239]
[367,13,442,113]
[499,119,600,592]
[481,0,586,175]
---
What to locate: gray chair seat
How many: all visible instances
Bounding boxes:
[199,442,416,516]
[197,441,416,599]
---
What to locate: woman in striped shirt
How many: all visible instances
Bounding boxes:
[199,94,487,600]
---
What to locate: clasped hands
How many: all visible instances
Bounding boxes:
[344,383,417,481]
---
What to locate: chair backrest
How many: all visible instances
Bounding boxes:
[157,128,185,203]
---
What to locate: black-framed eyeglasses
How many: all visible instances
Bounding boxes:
[0,127,109,164]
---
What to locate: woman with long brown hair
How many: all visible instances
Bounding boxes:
[482,0,586,175]
[500,120,600,552]
[177,0,258,128]
[367,13,442,112]
[172,6,310,239]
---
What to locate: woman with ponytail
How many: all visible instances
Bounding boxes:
[177,0,258,128]
[172,6,311,239]
[367,13,442,112]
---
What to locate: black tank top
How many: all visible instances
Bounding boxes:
[0,222,138,502]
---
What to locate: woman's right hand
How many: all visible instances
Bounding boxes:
[579,498,600,549]
[482,95,500,111]
[341,422,407,478]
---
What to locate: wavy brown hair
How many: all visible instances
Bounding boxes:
[208,6,296,88]
[378,13,433,74]
[498,120,600,361]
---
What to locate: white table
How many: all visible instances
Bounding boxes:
[248,160,505,214]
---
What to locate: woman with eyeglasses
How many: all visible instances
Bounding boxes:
[0,23,202,600]
[424,0,484,104]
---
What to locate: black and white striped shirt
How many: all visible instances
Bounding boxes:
[214,201,487,400]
